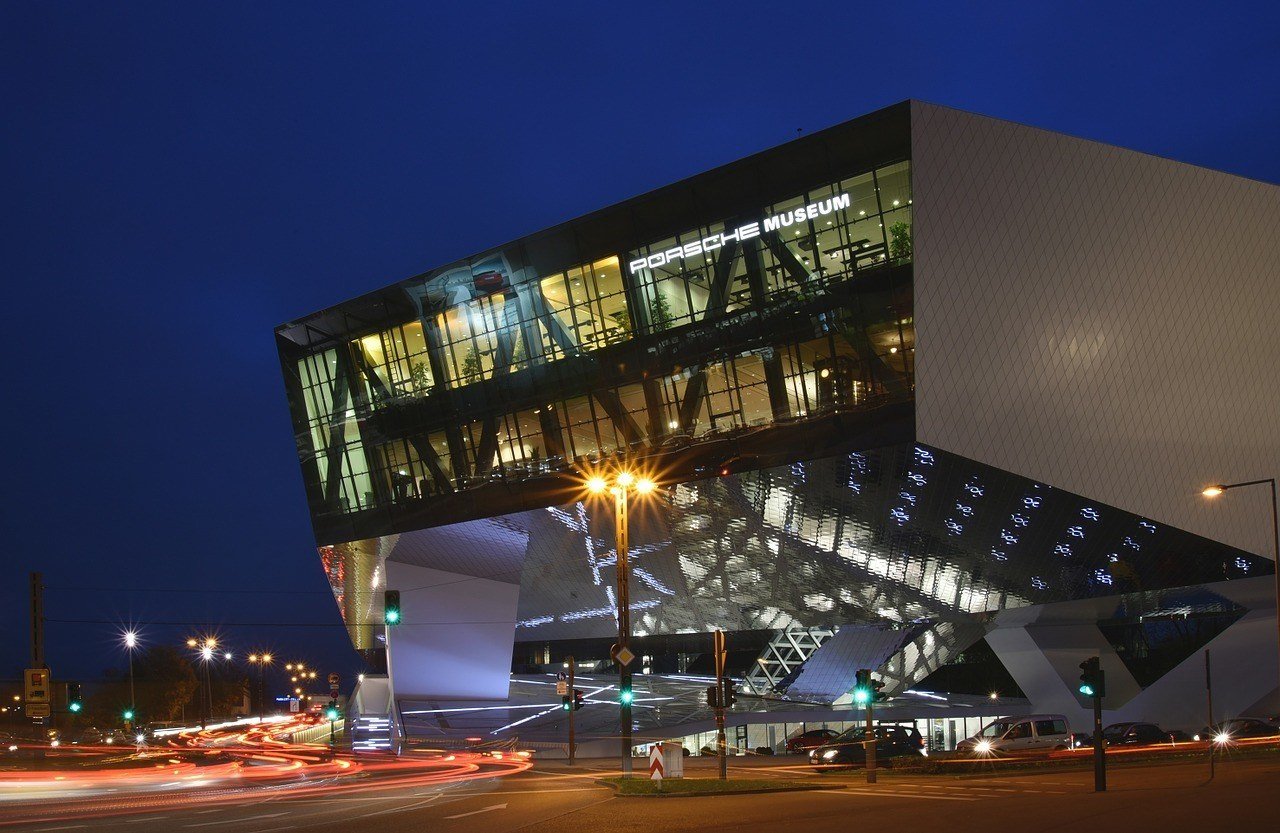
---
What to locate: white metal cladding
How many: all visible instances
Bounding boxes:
[910,101,1280,558]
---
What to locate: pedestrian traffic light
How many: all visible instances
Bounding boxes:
[67,682,83,713]
[1079,656,1105,698]
[706,685,720,709]
[573,689,585,711]
[383,590,401,625]
[619,687,634,705]
[853,669,872,705]
[723,683,737,709]
[561,694,572,711]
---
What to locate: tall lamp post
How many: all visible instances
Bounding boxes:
[188,637,218,726]
[248,654,272,721]
[122,630,138,730]
[586,469,657,778]
[1201,478,1280,706]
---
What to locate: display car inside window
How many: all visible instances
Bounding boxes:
[286,160,913,519]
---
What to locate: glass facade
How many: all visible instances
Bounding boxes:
[279,108,917,541]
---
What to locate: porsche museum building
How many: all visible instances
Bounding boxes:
[276,101,1280,753]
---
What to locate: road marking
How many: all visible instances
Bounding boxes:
[818,788,977,802]
[124,818,170,824]
[445,803,507,819]
[34,827,89,832]
[353,795,443,819]
[184,812,289,827]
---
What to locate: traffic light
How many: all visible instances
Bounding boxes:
[573,689,585,711]
[67,682,83,713]
[561,694,572,711]
[619,686,634,706]
[324,701,340,721]
[853,669,872,705]
[383,590,401,625]
[123,709,135,722]
[723,683,737,709]
[706,685,720,709]
[1079,656,1105,698]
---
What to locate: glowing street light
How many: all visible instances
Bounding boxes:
[121,629,140,729]
[1200,477,1279,707]
[583,468,660,778]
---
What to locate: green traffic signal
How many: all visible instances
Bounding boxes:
[853,688,870,705]
[619,688,634,705]
[1078,683,1095,697]
[68,701,82,713]
[384,590,401,625]
[325,707,339,721]
[123,709,135,721]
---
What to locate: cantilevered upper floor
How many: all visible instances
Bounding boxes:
[277,102,917,544]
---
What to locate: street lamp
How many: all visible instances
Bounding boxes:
[121,630,139,730]
[585,468,659,777]
[248,653,272,721]
[1201,478,1280,705]
[189,637,219,727]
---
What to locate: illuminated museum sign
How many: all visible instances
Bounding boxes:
[628,192,851,273]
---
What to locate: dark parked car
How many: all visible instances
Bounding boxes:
[1102,722,1182,746]
[1195,718,1280,743]
[809,725,925,767]
[785,729,840,754]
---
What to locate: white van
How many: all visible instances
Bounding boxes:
[955,715,1072,754]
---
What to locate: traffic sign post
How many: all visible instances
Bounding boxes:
[25,703,51,719]
[567,656,576,766]
[648,743,664,787]
[24,669,50,703]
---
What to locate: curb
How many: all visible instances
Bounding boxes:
[595,778,843,798]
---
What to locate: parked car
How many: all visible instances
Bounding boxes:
[1101,722,1187,747]
[809,725,925,767]
[785,728,840,754]
[1195,718,1280,743]
[956,715,1073,754]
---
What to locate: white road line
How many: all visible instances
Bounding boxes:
[352,795,443,820]
[184,812,289,828]
[445,803,508,820]
[34,827,88,832]
[124,818,170,824]
[818,788,977,802]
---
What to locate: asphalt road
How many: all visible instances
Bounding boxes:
[5,754,1278,832]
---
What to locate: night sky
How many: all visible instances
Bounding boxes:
[3,2,1277,692]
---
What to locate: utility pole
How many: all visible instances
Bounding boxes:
[714,630,727,780]
[865,695,878,784]
[1206,650,1215,780]
[31,573,45,668]
[567,656,576,766]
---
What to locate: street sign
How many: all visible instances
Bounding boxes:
[649,744,664,781]
[615,646,636,667]
[328,672,340,696]
[25,703,51,718]
[556,681,568,696]
[289,698,300,713]
[24,668,50,703]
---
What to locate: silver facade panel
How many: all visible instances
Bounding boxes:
[912,101,1280,558]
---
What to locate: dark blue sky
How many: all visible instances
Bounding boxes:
[3,2,1277,690]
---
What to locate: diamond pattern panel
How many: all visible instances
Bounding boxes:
[911,101,1280,558]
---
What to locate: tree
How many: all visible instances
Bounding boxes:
[88,646,199,726]
[889,221,912,263]
[648,290,674,333]
[409,361,433,395]
[460,346,483,380]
